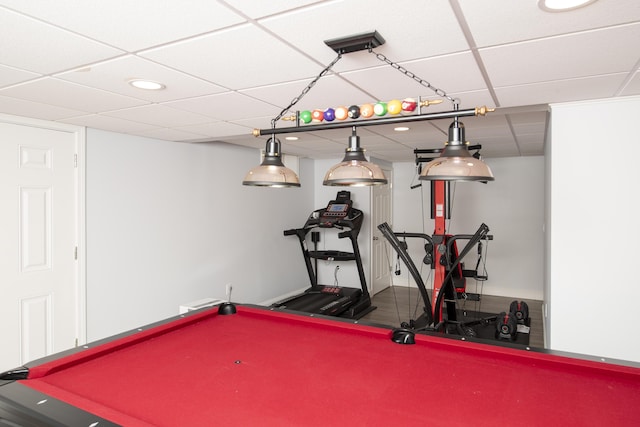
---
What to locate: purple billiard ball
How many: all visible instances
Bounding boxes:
[324,108,336,122]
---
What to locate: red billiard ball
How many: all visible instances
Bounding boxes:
[401,98,417,114]
[312,109,324,122]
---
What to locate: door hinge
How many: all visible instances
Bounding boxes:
[75,338,79,347]
[74,246,78,260]
[74,154,78,168]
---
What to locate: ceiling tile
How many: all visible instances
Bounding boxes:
[0,78,147,112]
[509,111,548,126]
[140,24,323,89]
[0,64,40,88]
[0,0,245,52]
[478,140,522,158]
[261,0,469,71]
[340,52,487,103]
[516,133,546,146]
[0,95,86,120]
[55,56,226,102]
[166,91,281,121]
[175,121,255,140]
[132,127,209,142]
[0,8,123,74]
[494,74,629,107]
[459,0,640,47]
[480,24,640,88]
[59,113,158,134]
[102,104,212,127]
[620,70,640,96]
[222,0,325,19]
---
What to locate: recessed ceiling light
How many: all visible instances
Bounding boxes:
[128,79,166,90]
[394,126,410,132]
[285,136,299,141]
[538,0,598,12]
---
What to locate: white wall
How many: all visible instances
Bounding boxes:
[86,129,313,341]
[391,156,545,301]
[547,96,640,363]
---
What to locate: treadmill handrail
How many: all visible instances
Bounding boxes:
[284,208,370,301]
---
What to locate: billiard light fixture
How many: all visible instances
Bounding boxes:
[324,127,387,186]
[242,135,300,187]
[419,117,494,182]
[246,30,495,187]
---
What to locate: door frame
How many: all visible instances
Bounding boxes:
[0,113,87,346]
[370,167,393,296]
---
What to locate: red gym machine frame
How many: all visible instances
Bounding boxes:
[431,179,450,321]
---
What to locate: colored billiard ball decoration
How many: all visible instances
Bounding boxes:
[360,103,374,118]
[347,105,360,119]
[387,99,402,115]
[299,110,312,124]
[373,102,387,116]
[335,106,349,120]
[401,98,417,114]
[311,109,324,122]
[324,108,336,121]
[295,96,424,125]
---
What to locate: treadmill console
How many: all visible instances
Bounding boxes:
[316,191,361,228]
[322,202,349,218]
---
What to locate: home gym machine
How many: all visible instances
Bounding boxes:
[378,150,530,343]
[273,191,375,319]
[378,220,495,339]
[380,218,530,344]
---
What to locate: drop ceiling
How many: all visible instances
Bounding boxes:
[1,0,639,162]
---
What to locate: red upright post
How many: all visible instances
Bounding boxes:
[431,180,447,321]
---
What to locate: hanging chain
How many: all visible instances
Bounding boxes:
[270,48,460,127]
[369,48,459,108]
[271,53,343,128]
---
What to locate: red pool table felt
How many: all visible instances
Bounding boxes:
[19,305,640,426]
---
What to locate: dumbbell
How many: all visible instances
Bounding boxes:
[509,300,529,324]
[495,312,517,341]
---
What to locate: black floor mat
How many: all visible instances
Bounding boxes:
[454,310,531,346]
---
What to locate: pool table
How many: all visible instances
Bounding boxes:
[1,303,639,426]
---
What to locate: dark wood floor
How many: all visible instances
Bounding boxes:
[361,286,544,349]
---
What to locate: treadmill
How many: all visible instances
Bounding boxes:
[273,191,375,319]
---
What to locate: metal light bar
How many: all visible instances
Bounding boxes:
[253,106,493,137]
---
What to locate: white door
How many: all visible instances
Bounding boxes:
[0,117,85,372]
[371,168,392,295]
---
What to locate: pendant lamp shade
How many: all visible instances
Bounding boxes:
[242,137,300,187]
[323,128,387,186]
[419,120,494,182]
